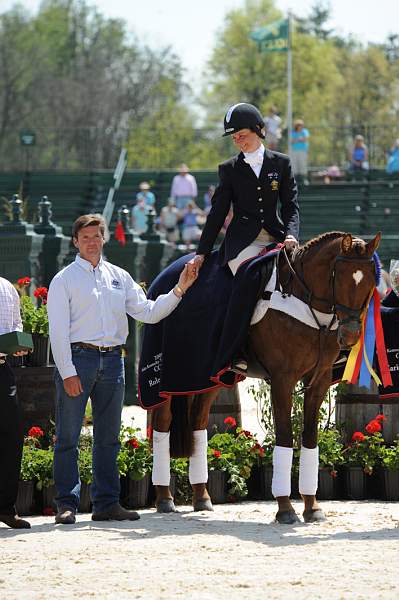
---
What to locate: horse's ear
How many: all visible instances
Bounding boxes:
[341,233,353,254]
[366,232,381,256]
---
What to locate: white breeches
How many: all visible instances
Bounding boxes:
[228,230,276,275]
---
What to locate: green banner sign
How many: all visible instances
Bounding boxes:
[20,130,36,146]
[250,18,289,52]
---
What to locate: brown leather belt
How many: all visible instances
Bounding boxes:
[71,342,122,353]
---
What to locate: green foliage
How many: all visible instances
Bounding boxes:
[381,438,399,471]
[207,428,260,498]
[20,296,49,335]
[78,449,93,484]
[117,425,152,481]
[318,428,344,470]
[21,447,54,490]
[170,458,190,504]
[343,433,384,474]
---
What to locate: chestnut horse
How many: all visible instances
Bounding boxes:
[151,231,381,523]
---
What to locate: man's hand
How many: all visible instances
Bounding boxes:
[12,350,29,357]
[284,235,299,251]
[177,262,198,293]
[63,375,83,397]
[188,254,205,274]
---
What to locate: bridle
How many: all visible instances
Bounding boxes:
[280,246,375,333]
[279,245,375,387]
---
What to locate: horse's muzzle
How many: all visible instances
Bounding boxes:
[337,322,361,350]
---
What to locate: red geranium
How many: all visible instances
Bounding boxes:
[34,287,48,299]
[127,437,139,449]
[17,277,31,286]
[375,414,386,422]
[365,419,382,435]
[352,431,365,442]
[224,416,236,428]
[239,430,253,438]
[330,470,338,478]
[28,426,44,438]
[213,450,221,458]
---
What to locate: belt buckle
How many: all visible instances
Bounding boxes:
[98,346,108,353]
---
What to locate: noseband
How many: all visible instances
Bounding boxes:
[281,248,375,332]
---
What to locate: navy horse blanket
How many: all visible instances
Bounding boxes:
[138,246,279,409]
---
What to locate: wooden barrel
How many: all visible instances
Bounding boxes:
[335,382,399,444]
[207,385,242,438]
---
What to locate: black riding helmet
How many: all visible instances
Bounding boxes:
[223,103,265,139]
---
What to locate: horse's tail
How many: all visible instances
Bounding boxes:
[169,395,194,458]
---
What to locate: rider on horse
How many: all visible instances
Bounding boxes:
[190,102,300,371]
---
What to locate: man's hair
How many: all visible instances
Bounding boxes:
[72,214,108,240]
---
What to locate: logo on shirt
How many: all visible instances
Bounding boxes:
[271,180,279,191]
[111,279,121,289]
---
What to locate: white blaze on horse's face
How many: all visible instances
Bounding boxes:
[352,270,364,286]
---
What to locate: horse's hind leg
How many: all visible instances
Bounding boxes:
[301,371,331,523]
[190,389,219,512]
[152,399,176,513]
[271,378,300,524]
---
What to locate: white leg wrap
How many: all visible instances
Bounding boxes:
[299,445,319,495]
[272,446,293,498]
[189,430,208,485]
[152,430,171,486]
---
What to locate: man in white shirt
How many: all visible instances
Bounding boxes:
[47,214,197,524]
[0,277,30,529]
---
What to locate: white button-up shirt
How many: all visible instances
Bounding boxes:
[47,255,181,380]
[243,144,265,178]
[0,277,23,356]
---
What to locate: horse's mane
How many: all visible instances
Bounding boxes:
[296,231,345,259]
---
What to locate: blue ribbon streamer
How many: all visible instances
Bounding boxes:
[359,295,376,387]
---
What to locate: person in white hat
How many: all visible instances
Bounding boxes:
[136,181,155,208]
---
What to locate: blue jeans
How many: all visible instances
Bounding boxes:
[54,347,125,513]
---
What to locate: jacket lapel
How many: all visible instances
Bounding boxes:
[259,148,277,182]
[235,152,259,181]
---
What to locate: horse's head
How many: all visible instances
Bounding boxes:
[334,232,381,349]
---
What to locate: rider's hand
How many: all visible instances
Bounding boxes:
[284,236,298,251]
[177,263,198,294]
[63,375,83,397]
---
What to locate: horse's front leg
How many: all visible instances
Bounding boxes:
[190,389,219,511]
[271,378,300,525]
[152,399,176,513]
[301,370,331,523]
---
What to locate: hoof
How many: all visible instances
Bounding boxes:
[303,509,326,523]
[156,498,177,513]
[275,510,300,525]
[193,498,214,512]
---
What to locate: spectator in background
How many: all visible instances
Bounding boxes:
[136,181,155,208]
[386,139,399,174]
[290,119,310,185]
[181,201,203,249]
[170,164,198,211]
[264,105,282,151]
[131,198,149,234]
[160,198,180,245]
[203,185,215,214]
[349,134,369,176]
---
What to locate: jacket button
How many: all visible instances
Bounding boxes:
[258,197,262,201]
[260,209,264,213]
[257,187,261,191]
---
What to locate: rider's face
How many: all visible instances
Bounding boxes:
[232,128,261,153]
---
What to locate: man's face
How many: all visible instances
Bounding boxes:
[73,225,104,264]
[232,128,260,153]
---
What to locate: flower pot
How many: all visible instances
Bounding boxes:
[121,474,150,509]
[207,469,228,504]
[16,480,35,516]
[42,484,57,510]
[247,465,263,500]
[78,483,92,513]
[343,467,367,500]
[260,465,273,500]
[27,334,50,367]
[317,468,337,500]
[383,469,399,501]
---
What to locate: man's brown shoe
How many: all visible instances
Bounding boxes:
[0,514,31,529]
[92,503,140,521]
[55,507,76,525]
